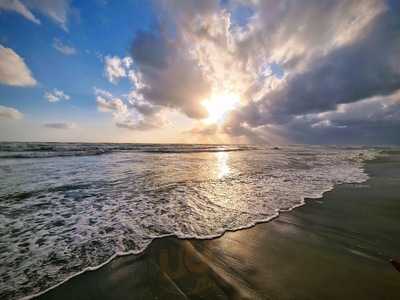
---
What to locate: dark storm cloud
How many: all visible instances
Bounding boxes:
[284,91,400,144]
[267,13,400,120]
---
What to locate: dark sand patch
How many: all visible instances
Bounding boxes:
[35,153,400,300]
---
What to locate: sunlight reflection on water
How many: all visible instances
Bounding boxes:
[216,152,230,179]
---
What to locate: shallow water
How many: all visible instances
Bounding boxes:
[0,143,381,299]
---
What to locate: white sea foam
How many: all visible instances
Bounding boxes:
[0,143,381,299]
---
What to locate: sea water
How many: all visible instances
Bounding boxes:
[0,143,381,299]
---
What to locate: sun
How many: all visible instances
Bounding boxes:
[202,93,240,124]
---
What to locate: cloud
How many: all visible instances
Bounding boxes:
[0,0,72,30]
[219,0,400,144]
[95,88,128,118]
[132,0,399,144]
[53,38,76,55]
[129,30,213,119]
[126,90,160,116]
[116,117,162,131]
[27,0,71,30]
[0,44,37,86]
[94,1,400,143]
[44,89,70,102]
[305,90,400,128]
[115,104,168,131]
[0,0,40,24]
[0,105,23,120]
[281,89,400,144]
[187,124,218,136]
[104,56,132,84]
[94,88,164,131]
[43,122,75,129]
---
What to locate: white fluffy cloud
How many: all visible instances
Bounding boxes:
[0,45,36,87]
[104,56,133,84]
[53,38,76,55]
[0,105,23,120]
[95,88,128,119]
[94,88,164,131]
[45,89,70,102]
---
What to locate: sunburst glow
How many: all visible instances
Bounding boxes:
[202,93,240,124]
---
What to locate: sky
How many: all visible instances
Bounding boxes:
[0,0,399,144]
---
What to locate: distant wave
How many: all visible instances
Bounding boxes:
[0,142,257,159]
[0,150,112,159]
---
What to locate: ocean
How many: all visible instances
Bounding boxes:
[0,143,382,299]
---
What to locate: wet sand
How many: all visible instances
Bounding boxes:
[36,152,400,300]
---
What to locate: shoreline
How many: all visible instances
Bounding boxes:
[22,168,370,299]
[25,152,400,300]
[21,194,314,300]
